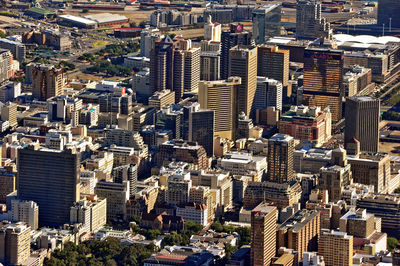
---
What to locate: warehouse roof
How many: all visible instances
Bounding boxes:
[59,15,97,26]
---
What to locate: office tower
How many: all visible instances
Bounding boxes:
[204,15,221,42]
[167,174,192,205]
[181,41,201,93]
[378,0,400,31]
[132,68,151,103]
[345,96,380,153]
[95,180,130,221]
[302,48,344,121]
[339,208,376,238]
[32,64,63,100]
[70,196,107,234]
[148,89,175,111]
[155,105,182,139]
[188,104,215,157]
[104,128,146,150]
[0,50,13,83]
[267,133,295,183]
[1,102,17,127]
[257,46,289,87]
[277,210,320,260]
[140,27,162,58]
[319,229,353,266]
[10,200,39,230]
[200,51,220,81]
[237,112,254,139]
[296,0,330,40]
[255,77,282,111]
[251,202,277,266]
[198,77,241,140]
[252,4,282,45]
[0,38,26,62]
[17,146,80,226]
[221,24,252,79]
[112,164,138,197]
[0,171,15,203]
[229,45,258,119]
[99,92,133,115]
[0,223,31,266]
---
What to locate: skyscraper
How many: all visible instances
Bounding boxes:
[17,146,80,226]
[257,45,289,87]
[267,133,295,183]
[204,15,221,42]
[296,0,330,40]
[200,51,220,81]
[252,4,282,45]
[220,24,252,79]
[378,0,400,31]
[32,64,63,100]
[188,104,215,157]
[345,96,380,153]
[229,45,258,119]
[198,77,241,140]
[251,202,277,266]
[255,77,283,111]
[302,48,344,121]
[182,41,201,93]
[0,223,31,266]
[319,229,353,266]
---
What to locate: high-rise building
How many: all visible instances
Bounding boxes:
[378,0,400,31]
[32,64,63,100]
[1,102,17,128]
[198,77,241,140]
[182,41,201,94]
[220,24,252,79]
[0,50,13,84]
[200,51,220,81]
[267,133,295,183]
[17,146,80,226]
[251,202,277,266]
[148,89,175,111]
[0,38,26,62]
[112,164,138,197]
[95,180,130,221]
[204,15,221,42]
[252,4,282,45]
[167,174,192,205]
[0,223,31,266]
[229,45,258,119]
[188,104,215,157]
[302,48,344,121]
[319,229,353,266]
[155,105,182,139]
[345,96,380,153]
[10,200,39,230]
[257,45,289,87]
[140,27,162,58]
[255,77,283,111]
[70,196,107,234]
[296,0,330,40]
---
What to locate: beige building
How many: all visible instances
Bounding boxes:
[32,64,63,100]
[339,208,376,238]
[229,45,257,119]
[0,222,31,266]
[251,203,277,266]
[319,229,353,266]
[70,195,107,234]
[267,133,295,183]
[10,200,39,230]
[1,102,17,128]
[199,77,241,139]
[95,181,129,222]
[148,89,175,111]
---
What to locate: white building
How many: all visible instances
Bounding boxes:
[204,15,221,42]
[176,202,208,226]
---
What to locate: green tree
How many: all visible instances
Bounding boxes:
[224,243,238,260]
[235,226,251,245]
[162,232,184,246]
[388,237,399,251]
[82,8,89,13]
[211,222,223,232]
[139,21,146,28]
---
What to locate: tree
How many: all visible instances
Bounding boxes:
[139,21,146,28]
[388,237,399,251]
[211,222,223,232]
[82,8,89,13]
[129,22,137,28]
[224,243,238,260]
[162,232,184,246]
[235,226,251,245]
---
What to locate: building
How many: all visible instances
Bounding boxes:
[251,203,277,266]
[302,48,344,121]
[0,50,13,84]
[0,38,25,62]
[10,200,39,230]
[229,45,257,119]
[83,13,128,27]
[377,0,400,31]
[296,0,330,40]
[140,27,162,58]
[252,4,281,45]
[70,196,107,234]
[339,208,376,238]
[176,202,208,226]
[319,229,353,266]
[112,164,138,197]
[255,77,283,111]
[148,89,175,111]
[319,147,353,201]
[200,51,221,81]
[257,46,289,87]
[243,181,302,209]
[32,64,63,100]
[278,106,331,146]
[167,173,192,205]
[155,105,182,139]
[345,96,380,153]
[58,15,98,29]
[132,68,151,102]
[204,15,221,42]
[0,171,15,203]
[277,210,320,260]
[0,223,31,266]
[267,134,295,183]
[1,102,17,128]
[95,181,130,222]
[17,146,80,227]
[220,24,252,79]
[198,77,241,140]
[157,140,209,169]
